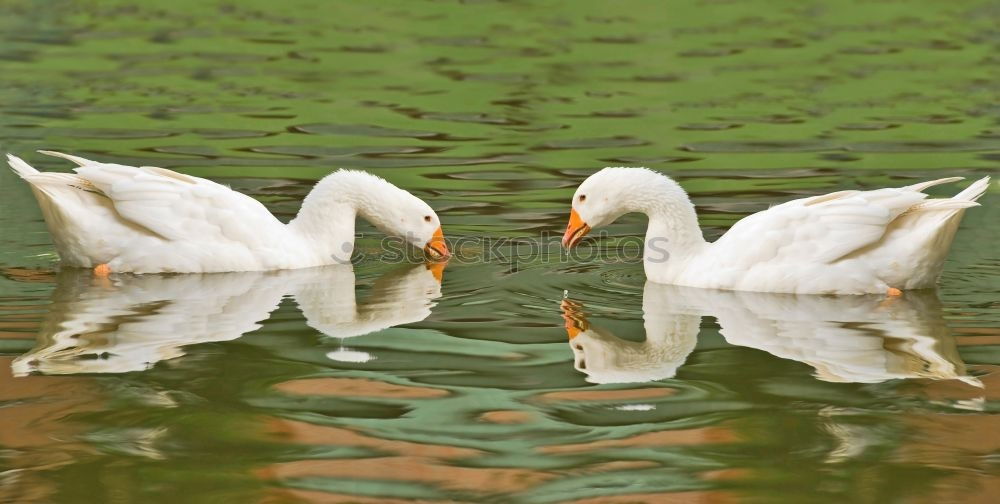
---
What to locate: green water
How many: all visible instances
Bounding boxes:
[1,1,998,502]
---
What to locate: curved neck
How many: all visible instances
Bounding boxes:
[288,171,397,262]
[624,176,706,265]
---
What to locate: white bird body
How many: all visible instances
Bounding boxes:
[564,168,991,294]
[7,151,447,274]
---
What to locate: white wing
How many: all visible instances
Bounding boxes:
[39,151,284,247]
[709,180,960,268]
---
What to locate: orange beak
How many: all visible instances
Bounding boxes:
[560,298,589,339]
[562,209,591,248]
[424,227,450,261]
[425,261,446,283]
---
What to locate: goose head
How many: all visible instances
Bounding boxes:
[364,188,450,260]
[562,167,693,248]
[296,170,450,260]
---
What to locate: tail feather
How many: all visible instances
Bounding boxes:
[7,153,93,190]
[879,177,988,289]
[902,177,964,193]
[37,150,95,167]
[7,154,39,178]
[953,176,991,202]
[907,199,980,213]
[902,176,990,216]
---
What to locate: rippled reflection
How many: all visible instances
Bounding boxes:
[1,0,998,501]
[563,284,978,387]
[13,263,443,375]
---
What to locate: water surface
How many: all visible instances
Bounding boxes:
[1,1,998,502]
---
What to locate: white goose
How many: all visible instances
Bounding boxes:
[562,168,991,295]
[6,151,449,274]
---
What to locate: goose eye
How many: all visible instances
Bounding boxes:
[578,194,586,202]
[423,215,432,223]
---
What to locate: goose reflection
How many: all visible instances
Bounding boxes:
[12,262,444,375]
[562,283,978,386]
